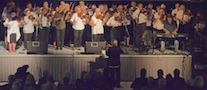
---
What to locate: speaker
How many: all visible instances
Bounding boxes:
[85,41,106,54]
[27,41,48,54]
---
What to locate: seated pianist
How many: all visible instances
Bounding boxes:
[161,16,179,52]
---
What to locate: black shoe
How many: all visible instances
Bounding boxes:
[60,47,62,50]
[56,47,59,50]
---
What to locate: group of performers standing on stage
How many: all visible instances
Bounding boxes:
[1,1,204,53]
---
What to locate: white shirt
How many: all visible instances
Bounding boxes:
[146,9,156,26]
[153,12,164,30]
[138,13,147,24]
[171,8,179,16]
[106,16,121,27]
[23,16,37,33]
[117,11,131,26]
[38,14,51,27]
[129,6,138,17]
[91,15,104,34]
[3,19,21,42]
[176,10,184,26]
[132,8,140,19]
[70,13,86,30]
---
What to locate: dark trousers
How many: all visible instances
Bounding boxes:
[82,24,91,46]
[24,33,33,49]
[17,28,23,46]
[50,27,56,43]
[65,22,73,45]
[39,27,50,44]
[93,34,104,41]
[56,29,65,48]
[110,27,122,43]
[74,30,84,47]
[104,26,111,43]
[109,67,121,87]
[134,23,146,47]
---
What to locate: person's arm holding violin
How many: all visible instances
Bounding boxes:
[70,13,76,25]
[106,17,115,28]
[89,19,96,26]
[53,13,64,21]
[3,19,11,27]
[65,10,71,21]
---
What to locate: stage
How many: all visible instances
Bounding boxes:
[0,41,192,82]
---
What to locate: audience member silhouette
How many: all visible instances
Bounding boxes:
[10,80,22,90]
[38,70,49,89]
[152,79,166,90]
[131,68,148,90]
[154,69,164,86]
[15,65,30,83]
[58,71,72,86]
[165,74,173,90]
[97,68,115,90]
[0,75,15,90]
[40,74,57,90]
[76,73,93,90]
[173,69,185,86]
[58,77,75,90]
[75,71,87,86]
[141,76,155,90]
[23,74,38,90]
[192,75,205,90]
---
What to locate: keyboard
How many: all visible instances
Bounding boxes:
[153,33,188,38]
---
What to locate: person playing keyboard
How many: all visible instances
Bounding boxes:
[161,16,179,52]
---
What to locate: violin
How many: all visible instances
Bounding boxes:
[28,15,36,21]
[115,16,123,23]
[78,13,87,19]
[50,9,54,13]
[16,18,22,22]
[95,14,102,19]
[60,11,65,15]
[184,9,192,16]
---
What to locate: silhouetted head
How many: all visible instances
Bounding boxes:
[8,75,15,84]
[46,74,54,83]
[63,77,70,85]
[81,71,87,80]
[157,69,163,78]
[43,70,49,77]
[166,74,173,87]
[140,68,146,78]
[174,69,180,77]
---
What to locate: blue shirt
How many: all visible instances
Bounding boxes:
[164,21,177,33]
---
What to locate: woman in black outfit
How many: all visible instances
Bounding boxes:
[106,39,123,88]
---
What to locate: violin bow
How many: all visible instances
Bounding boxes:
[71,3,75,10]
[50,3,52,10]
[69,2,73,9]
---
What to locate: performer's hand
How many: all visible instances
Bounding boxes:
[24,21,27,24]
[111,24,115,28]
[182,20,186,24]
[73,22,76,25]
[172,31,177,34]
[165,31,170,34]
[153,31,156,34]
[61,17,64,21]
[7,24,11,27]
[93,24,96,26]
[39,22,42,24]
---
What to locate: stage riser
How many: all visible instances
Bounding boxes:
[0,55,192,81]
